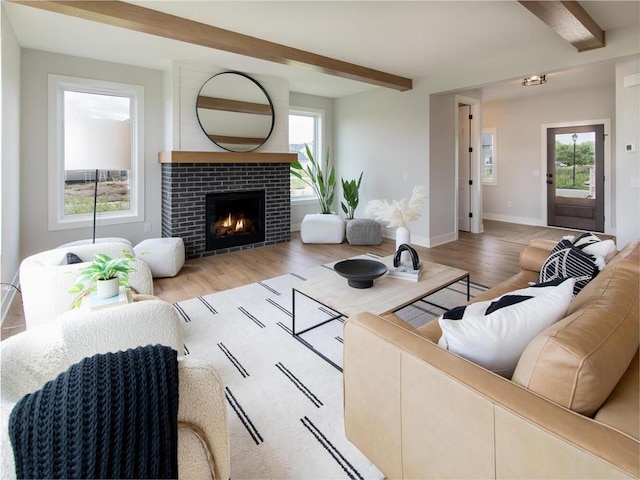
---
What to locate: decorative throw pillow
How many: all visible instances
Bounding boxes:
[539,239,599,294]
[60,252,83,265]
[572,232,617,265]
[438,278,575,378]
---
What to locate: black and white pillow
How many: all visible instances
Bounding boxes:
[539,239,599,295]
[438,278,575,377]
[572,232,617,266]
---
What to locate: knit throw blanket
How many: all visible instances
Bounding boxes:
[9,344,179,479]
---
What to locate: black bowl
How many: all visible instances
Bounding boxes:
[333,259,388,289]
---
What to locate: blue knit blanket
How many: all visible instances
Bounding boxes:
[9,344,179,479]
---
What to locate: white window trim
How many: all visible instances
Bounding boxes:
[47,74,145,231]
[482,127,497,186]
[289,106,324,202]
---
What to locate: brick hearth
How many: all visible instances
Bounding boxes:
[161,162,291,258]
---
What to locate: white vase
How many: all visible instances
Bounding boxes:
[96,277,119,299]
[396,226,411,263]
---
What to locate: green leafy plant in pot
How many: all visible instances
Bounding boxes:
[69,250,136,307]
[341,172,363,220]
[290,144,336,214]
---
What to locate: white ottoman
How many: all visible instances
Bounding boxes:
[134,237,185,278]
[300,214,345,244]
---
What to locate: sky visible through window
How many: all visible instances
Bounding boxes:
[63,90,131,216]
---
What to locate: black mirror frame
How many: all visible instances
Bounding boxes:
[195,71,275,153]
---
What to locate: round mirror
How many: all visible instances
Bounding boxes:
[196,71,275,152]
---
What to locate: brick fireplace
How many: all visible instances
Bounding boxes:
[161,153,293,259]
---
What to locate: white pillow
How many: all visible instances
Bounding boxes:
[438,278,575,378]
[582,239,617,264]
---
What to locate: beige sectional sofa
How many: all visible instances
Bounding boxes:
[343,238,639,479]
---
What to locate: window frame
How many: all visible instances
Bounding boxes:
[481,127,497,186]
[48,74,145,231]
[289,106,324,202]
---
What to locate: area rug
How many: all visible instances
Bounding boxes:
[173,254,487,480]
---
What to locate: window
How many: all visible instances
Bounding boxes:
[481,128,497,185]
[289,108,323,198]
[48,74,145,231]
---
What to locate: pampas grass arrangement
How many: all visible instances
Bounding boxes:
[366,185,427,227]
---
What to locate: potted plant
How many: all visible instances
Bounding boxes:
[291,144,336,214]
[69,250,136,306]
[341,172,363,220]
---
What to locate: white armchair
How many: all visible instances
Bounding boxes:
[19,241,154,329]
[1,300,230,480]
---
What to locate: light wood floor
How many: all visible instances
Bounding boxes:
[1,220,596,340]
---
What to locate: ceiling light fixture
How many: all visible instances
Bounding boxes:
[522,74,547,86]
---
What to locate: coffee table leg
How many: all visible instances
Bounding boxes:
[290,287,343,372]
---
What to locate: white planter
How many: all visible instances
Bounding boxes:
[96,277,119,299]
[396,226,411,263]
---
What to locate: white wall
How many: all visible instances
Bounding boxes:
[615,56,640,248]
[171,61,289,153]
[1,5,21,321]
[482,84,615,228]
[334,27,638,248]
[334,85,430,244]
[20,50,164,257]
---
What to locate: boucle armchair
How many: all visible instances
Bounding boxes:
[19,241,154,329]
[1,300,230,480]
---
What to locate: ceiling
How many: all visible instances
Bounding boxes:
[4,1,639,99]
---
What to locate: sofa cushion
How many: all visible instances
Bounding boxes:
[437,278,574,378]
[513,241,640,416]
[594,350,639,440]
[539,239,599,295]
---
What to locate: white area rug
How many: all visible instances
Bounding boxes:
[174,254,487,479]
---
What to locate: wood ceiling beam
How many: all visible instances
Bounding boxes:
[12,0,413,92]
[518,1,605,52]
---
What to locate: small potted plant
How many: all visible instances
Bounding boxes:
[341,172,363,220]
[69,250,136,306]
[290,144,336,214]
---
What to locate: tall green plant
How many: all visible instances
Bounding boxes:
[290,144,336,214]
[341,172,363,220]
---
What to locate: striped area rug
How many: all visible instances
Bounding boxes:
[174,256,487,480]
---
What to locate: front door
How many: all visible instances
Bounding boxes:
[546,124,605,232]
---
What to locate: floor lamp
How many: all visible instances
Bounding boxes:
[65,118,132,243]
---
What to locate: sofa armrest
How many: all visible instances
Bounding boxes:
[343,312,639,479]
[519,245,553,273]
[177,359,230,480]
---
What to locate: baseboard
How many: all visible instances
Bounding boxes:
[1,270,20,327]
[428,232,457,248]
[482,213,545,226]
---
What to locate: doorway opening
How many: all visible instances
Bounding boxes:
[456,96,481,235]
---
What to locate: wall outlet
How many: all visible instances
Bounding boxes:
[507,200,513,208]
[625,144,636,153]
[144,222,152,232]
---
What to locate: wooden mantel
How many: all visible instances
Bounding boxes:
[158,151,297,164]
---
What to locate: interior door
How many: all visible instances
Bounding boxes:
[458,105,471,232]
[546,124,604,232]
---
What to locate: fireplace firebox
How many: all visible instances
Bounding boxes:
[206,190,265,251]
